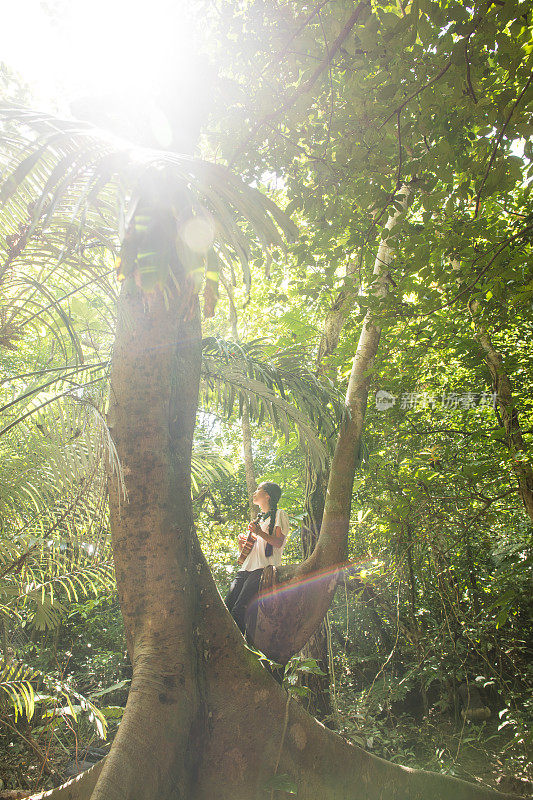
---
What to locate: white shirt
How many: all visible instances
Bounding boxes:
[240,509,290,572]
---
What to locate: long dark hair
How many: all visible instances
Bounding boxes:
[260,481,282,557]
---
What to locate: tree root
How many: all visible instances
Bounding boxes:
[22,760,103,800]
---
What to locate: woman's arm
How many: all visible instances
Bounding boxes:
[251,523,285,548]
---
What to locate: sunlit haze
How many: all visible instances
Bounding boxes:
[1,1,199,105]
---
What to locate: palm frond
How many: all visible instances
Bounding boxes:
[0,104,297,296]
[1,553,114,631]
[0,657,107,737]
[0,387,123,522]
[191,445,233,494]
[0,658,35,721]
[200,337,346,467]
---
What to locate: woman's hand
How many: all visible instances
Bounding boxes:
[237,532,249,553]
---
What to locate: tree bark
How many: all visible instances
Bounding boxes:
[316,257,358,372]
[98,278,202,799]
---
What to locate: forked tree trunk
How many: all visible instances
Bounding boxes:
[23,194,521,800]
[298,250,361,721]
[253,189,411,664]
[298,226,382,718]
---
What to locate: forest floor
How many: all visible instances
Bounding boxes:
[335,710,532,797]
[1,709,531,797]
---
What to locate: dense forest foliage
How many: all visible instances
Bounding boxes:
[0,0,532,797]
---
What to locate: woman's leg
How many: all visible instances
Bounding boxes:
[224,570,247,612]
[229,569,263,634]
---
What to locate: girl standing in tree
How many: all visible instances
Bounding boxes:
[225,481,290,636]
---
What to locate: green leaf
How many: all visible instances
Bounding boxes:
[88,679,130,699]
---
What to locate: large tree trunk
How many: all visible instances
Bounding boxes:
[99,279,202,799]
[23,193,521,800]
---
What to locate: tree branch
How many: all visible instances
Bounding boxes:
[229,1,369,166]
[418,222,533,318]
[273,0,333,67]
[378,5,490,130]
[464,33,478,103]
[378,60,452,129]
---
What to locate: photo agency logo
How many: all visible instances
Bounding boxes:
[375,389,498,411]
[375,390,397,411]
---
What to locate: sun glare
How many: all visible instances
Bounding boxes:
[2,0,198,104]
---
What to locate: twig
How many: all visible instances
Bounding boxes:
[449,223,533,304]
[418,222,533,318]
[272,0,333,67]
[33,656,71,790]
[462,488,516,533]
[378,60,452,129]
[404,424,494,439]
[365,577,402,699]
[379,4,489,130]
[265,122,335,169]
